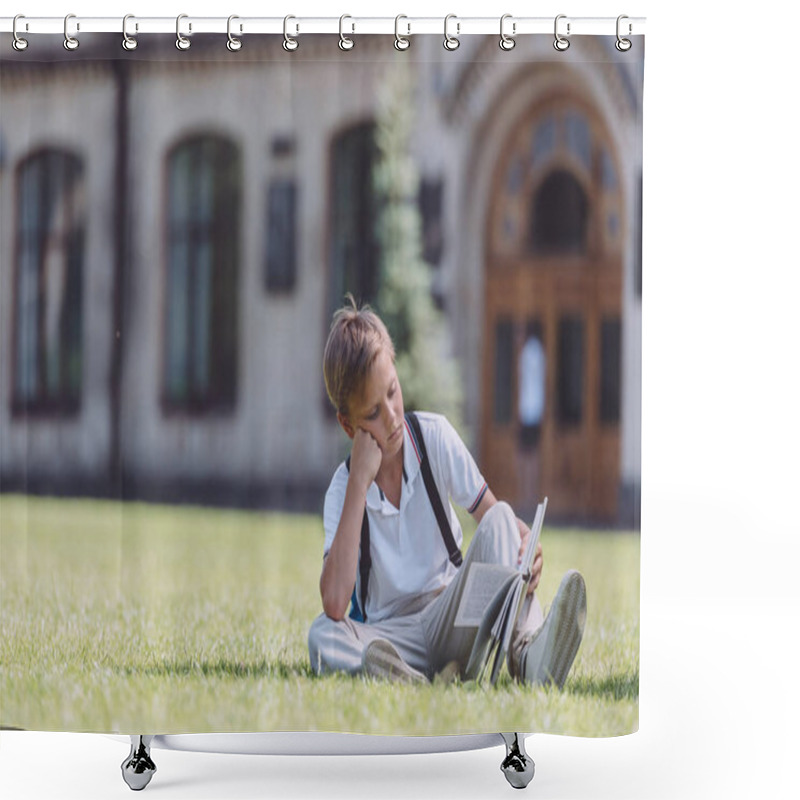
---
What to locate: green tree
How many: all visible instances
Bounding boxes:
[374,62,464,432]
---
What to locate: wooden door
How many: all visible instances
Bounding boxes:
[481,99,624,522]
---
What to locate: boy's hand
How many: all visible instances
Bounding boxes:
[350,428,382,490]
[517,518,544,595]
[528,542,543,594]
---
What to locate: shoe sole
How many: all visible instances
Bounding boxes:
[535,570,587,689]
[363,640,428,685]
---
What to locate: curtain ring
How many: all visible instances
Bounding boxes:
[12,15,29,51]
[283,15,299,51]
[176,14,191,50]
[443,14,460,51]
[227,15,242,51]
[122,14,138,51]
[499,14,516,51]
[615,15,632,52]
[394,15,410,51]
[63,14,79,51]
[338,14,354,51]
[553,14,570,51]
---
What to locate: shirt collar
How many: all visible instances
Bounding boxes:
[402,415,423,489]
[364,417,423,512]
[365,481,384,511]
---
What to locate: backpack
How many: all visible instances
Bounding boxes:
[345,411,463,622]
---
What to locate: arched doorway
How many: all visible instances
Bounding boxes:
[481,96,624,521]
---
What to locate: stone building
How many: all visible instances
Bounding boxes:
[0,32,643,524]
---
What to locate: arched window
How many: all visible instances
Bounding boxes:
[13,150,85,414]
[164,135,240,411]
[492,103,624,261]
[328,123,380,317]
[529,170,588,255]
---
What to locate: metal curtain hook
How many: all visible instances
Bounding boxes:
[394,15,410,51]
[122,14,138,51]
[553,14,570,51]
[283,15,299,51]
[443,14,460,51]
[339,14,354,51]
[499,14,516,51]
[64,13,79,51]
[615,14,632,51]
[227,15,242,51]
[176,14,191,50]
[12,14,29,51]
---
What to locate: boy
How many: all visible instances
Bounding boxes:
[308,300,586,687]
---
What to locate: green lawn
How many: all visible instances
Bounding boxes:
[0,494,639,736]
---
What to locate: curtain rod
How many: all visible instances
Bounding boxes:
[1,16,646,37]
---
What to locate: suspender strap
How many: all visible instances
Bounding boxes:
[345,455,371,622]
[357,509,370,622]
[344,413,463,621]
[405,412,463,568]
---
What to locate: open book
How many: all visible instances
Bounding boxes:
[458,498,548,685]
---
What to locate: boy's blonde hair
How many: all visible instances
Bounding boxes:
[323,295,396,417]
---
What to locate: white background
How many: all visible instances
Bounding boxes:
[2,1,799,798]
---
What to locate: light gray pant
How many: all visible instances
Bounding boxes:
[307,501,544,679]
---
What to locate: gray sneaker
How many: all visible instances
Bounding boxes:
[518,570,587,689]
[362,639,429,685]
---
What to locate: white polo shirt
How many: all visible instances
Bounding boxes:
[323,412,488,623]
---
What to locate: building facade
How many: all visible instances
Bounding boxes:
[0,33,643,524]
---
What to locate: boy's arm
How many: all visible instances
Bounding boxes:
[319,429,382,621]
[432,413,543,590]
[470,487,498,523]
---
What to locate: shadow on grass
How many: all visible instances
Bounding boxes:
[123,659,316,680]
[120,660,637,702]
[567,670,639,701]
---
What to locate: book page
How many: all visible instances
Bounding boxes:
[521,498,547,574]
[454,562,517,627]
[463,498,550,683]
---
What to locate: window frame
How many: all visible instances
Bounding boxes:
[161,134,241,416]
[264,178,298,294]
[492,318,515,426]
[326,121,381,322]
[556,315,585,428]
[599,316,622,425]
[528,168,590,256]
[11,148,85,418]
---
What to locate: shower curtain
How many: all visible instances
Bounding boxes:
[0,27,643,738]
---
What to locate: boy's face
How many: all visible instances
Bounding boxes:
[338,348,405,460]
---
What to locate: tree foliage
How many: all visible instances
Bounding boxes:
[373,62,464,431]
